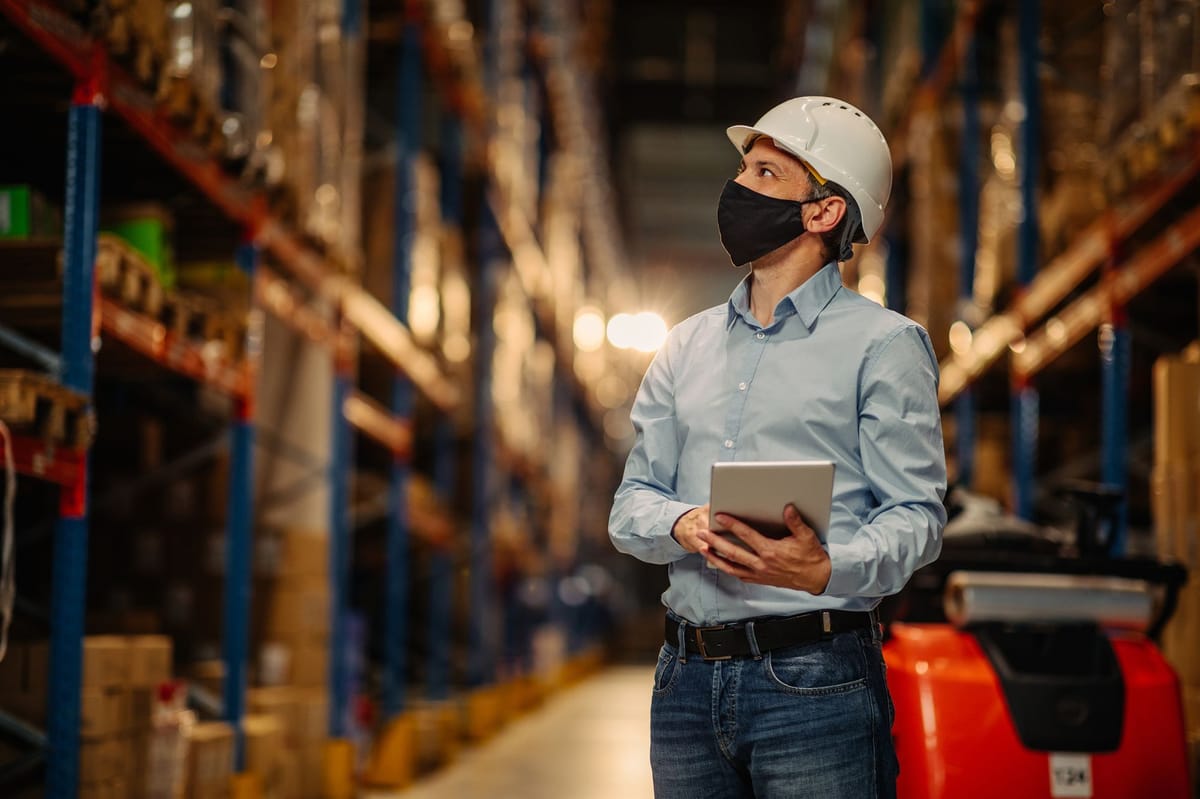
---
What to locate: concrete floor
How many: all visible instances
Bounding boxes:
[369,665,655,799]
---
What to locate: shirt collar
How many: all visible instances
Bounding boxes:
[725,262,842,331]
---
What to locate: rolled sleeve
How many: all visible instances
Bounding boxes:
[825,325,947,598]
[608,345,694,565]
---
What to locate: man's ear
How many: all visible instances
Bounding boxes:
[806,196,847,234]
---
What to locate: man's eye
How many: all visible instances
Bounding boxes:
[759,167,776,178]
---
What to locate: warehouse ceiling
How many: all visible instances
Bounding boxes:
[600,0,808,323]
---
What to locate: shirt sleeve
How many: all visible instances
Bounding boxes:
[608,341,693,565]
[824,324,947,598]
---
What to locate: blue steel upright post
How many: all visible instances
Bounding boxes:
[46,69,103,799]
[1100,315,1131,553]
[382,15,422,719]
[956,25,980,489]
[222,242,259,770]
[1012,0,1041,520]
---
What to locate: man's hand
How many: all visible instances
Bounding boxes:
[696,504,832,595]
[671,504,713,554]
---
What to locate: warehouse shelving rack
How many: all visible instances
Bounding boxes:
[2,0,648,793]
[0,1,462,795]
[322,7,634,779]
[875,0,1200,546]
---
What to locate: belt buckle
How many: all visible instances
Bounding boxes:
[694,625,732,661]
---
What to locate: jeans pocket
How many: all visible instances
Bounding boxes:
[764,635,868,696]
[652,645,680,695]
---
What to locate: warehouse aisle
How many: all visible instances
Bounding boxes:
[371,665,655,799]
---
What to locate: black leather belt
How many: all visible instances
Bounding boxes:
[666,610,874,661]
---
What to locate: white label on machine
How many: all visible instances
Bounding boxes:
[1049,753,1093,797]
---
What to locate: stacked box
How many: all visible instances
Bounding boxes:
[247,687,328,799]
[1152,344,1200,740]
[243,713,286,796]
[255,528,331,689]
[0,635,174,797]
[186,721,235,798]
[127,636,174,799]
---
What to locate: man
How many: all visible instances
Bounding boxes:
[608,96,947,799]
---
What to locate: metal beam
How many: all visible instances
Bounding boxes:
[46,75,102,799]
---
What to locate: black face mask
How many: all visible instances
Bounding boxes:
[717,180,819,266]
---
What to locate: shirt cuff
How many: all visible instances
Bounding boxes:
[823,543,864,597]
[660,501,696,561]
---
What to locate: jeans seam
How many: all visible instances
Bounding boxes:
[860,635,879,798]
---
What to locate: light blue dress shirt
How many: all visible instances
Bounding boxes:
[609,263,947,625]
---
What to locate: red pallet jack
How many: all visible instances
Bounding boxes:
[882,483,1192,798]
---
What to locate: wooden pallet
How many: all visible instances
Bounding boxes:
[0,369,93,449]
[96,234,248,360]
[96,233,165,317]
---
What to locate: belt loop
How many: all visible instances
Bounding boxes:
[745,620,762,660]
[821,611,832,635]
[675,618,689,664]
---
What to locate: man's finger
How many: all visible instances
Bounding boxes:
[715,513,771,547]
[783,504,816,537]
[699,531,749,564]
[703,550,759,582]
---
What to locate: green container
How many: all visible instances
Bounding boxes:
[0,185,61,240]
[102,209,175,288]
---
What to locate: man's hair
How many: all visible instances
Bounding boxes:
[802,171,845,262]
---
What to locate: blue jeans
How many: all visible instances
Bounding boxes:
[650,615,898,798]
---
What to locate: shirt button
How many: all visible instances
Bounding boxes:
[756,332,766,340]
[738,382,747,391]
[724,439,734,449]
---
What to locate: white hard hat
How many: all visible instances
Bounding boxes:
[726,96,893,243]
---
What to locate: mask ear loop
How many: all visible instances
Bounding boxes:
[834,196,864,263]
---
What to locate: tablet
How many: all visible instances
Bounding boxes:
[708,460,835,543]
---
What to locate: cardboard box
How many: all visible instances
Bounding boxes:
[1154,352,1200,464]
[288,641,329,688]
[80,688,128,739]
[247,686,310,747]
[128,635,172,686]
[129,731,149,799]
[297,690,328,745]
[256,527,329,579]
[186,721,235,794]
[259,582,330,640]
[83,636,130,688]
[1150,464,1198,567]
[80,738,119,783]
[242,713,286,792]
[128,685,157,731]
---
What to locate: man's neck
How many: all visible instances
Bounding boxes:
[747,247,827,327]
